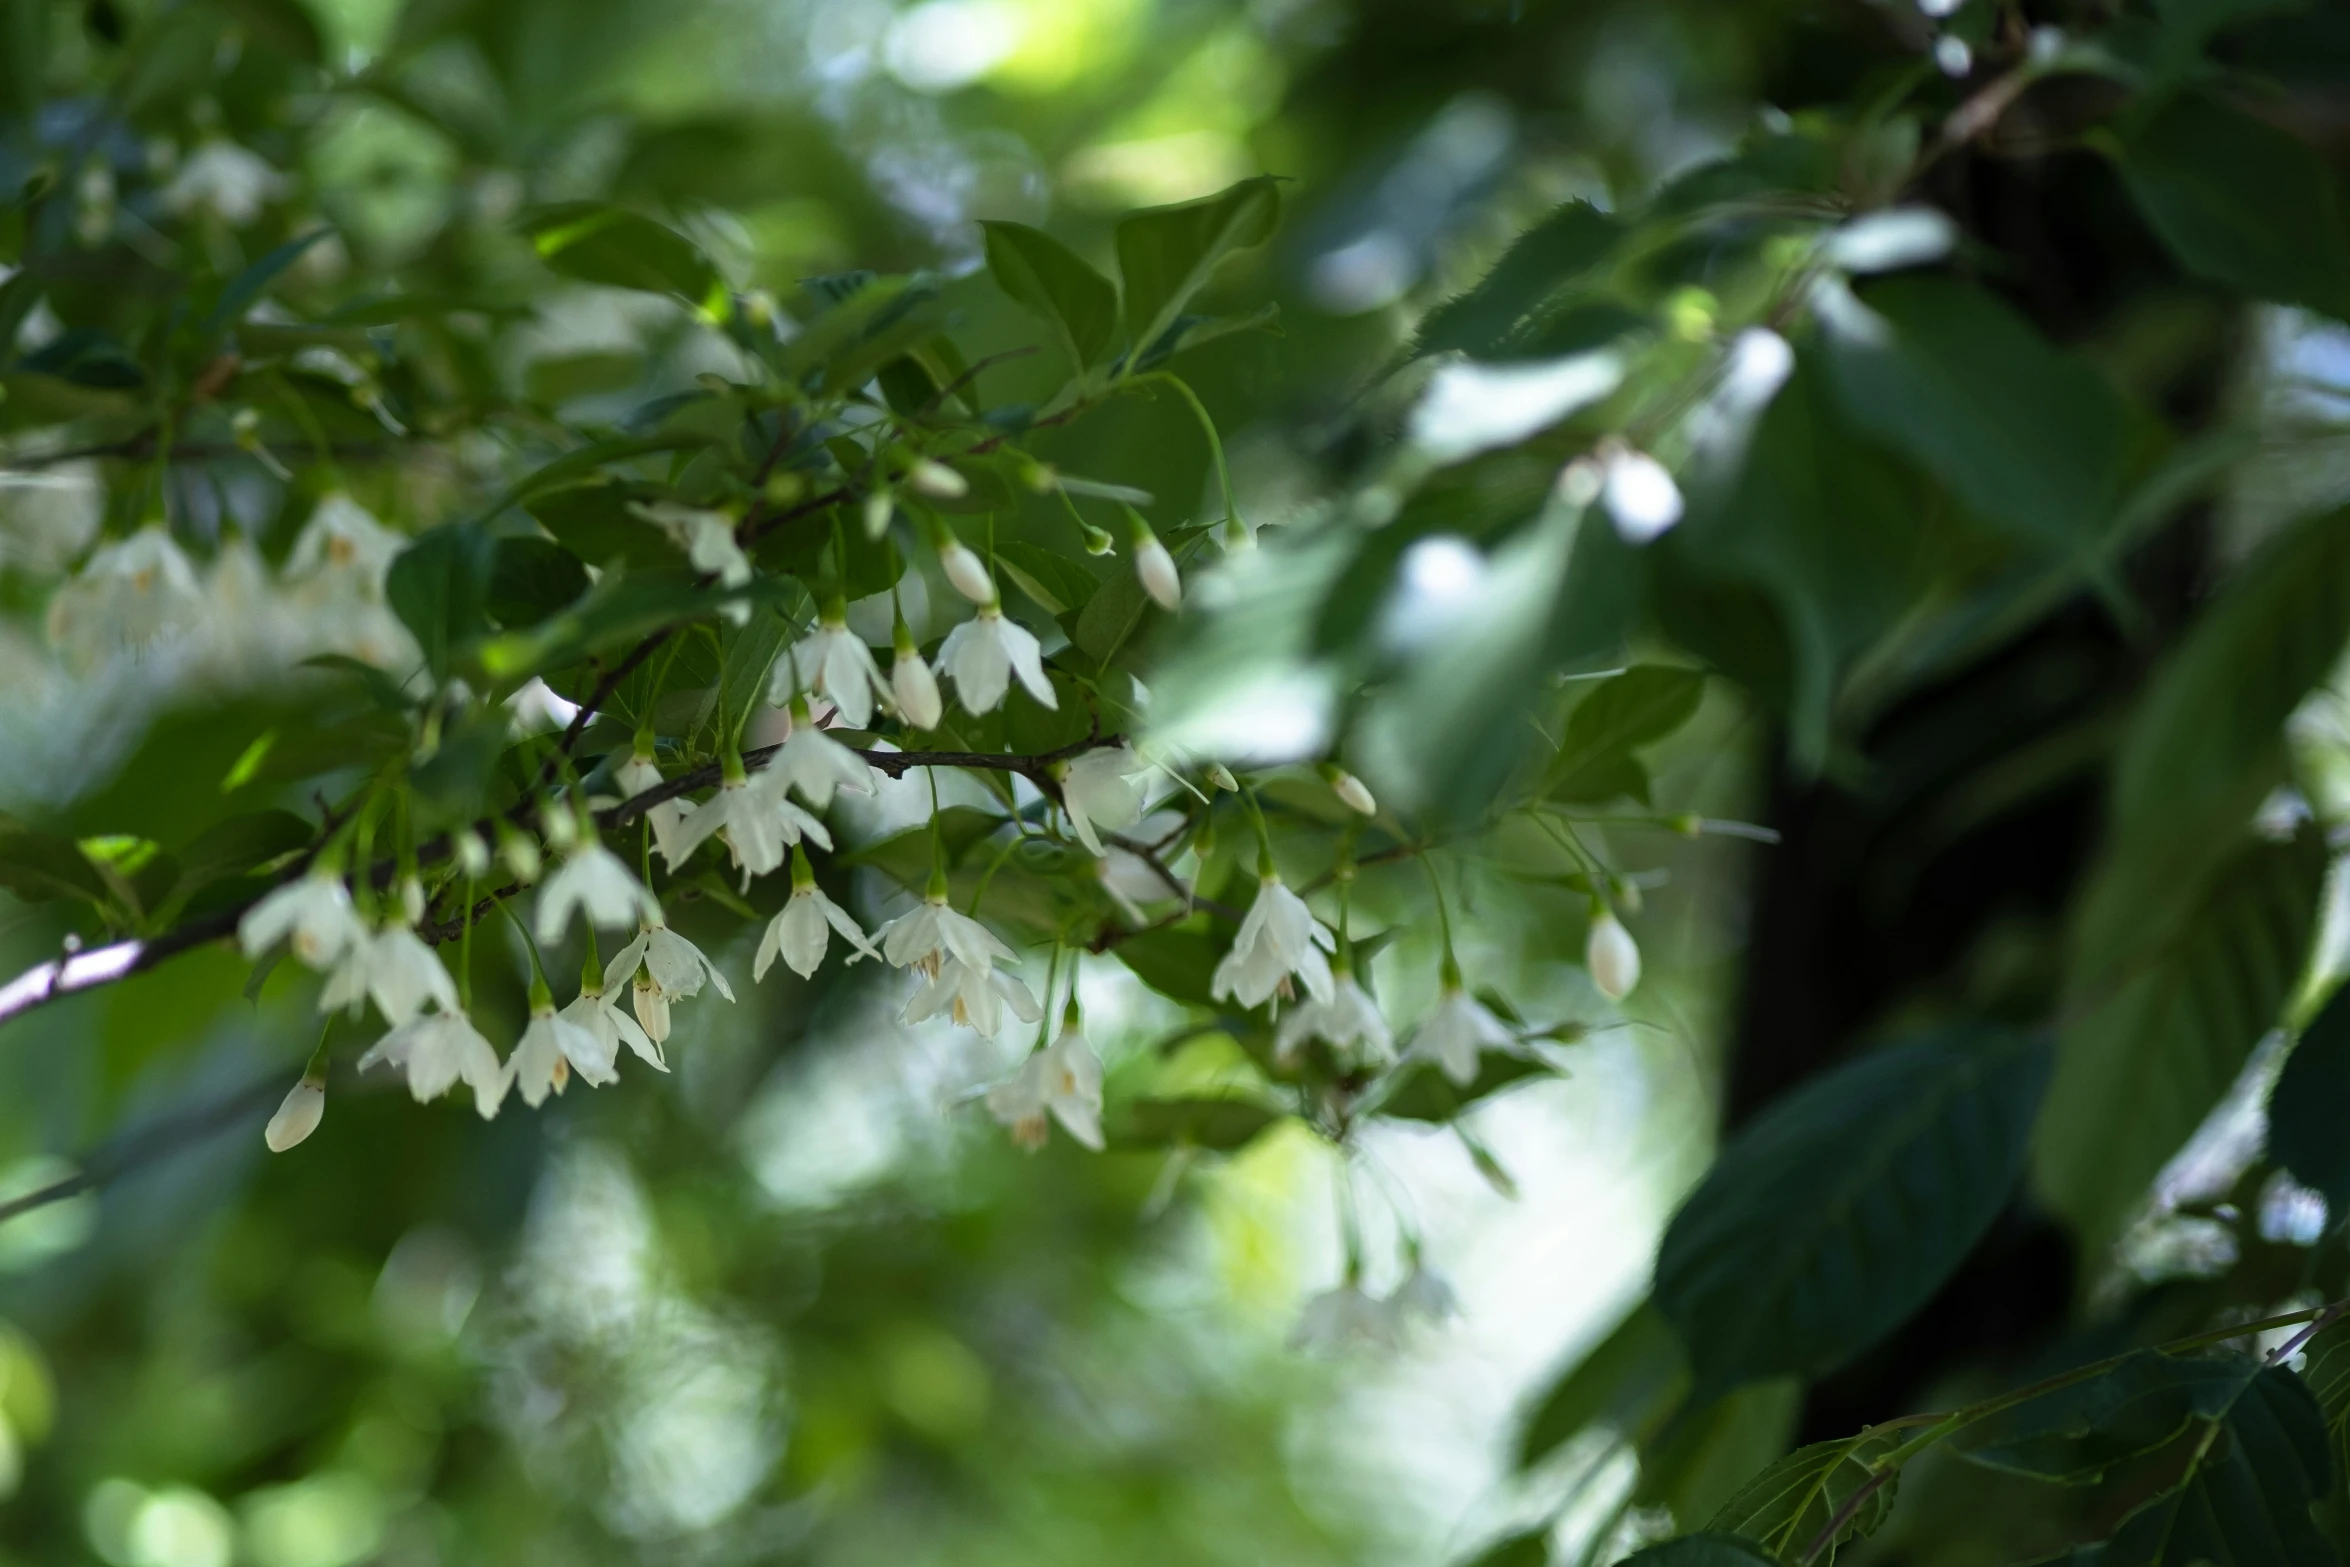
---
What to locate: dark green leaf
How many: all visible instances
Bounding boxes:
[156,810,313,922]
[1822,277,2129,553]
[1705,1434,1900,1566]
[2268,981,2350,1210]
[212,0,323,60]
[1069,566,1156,667]
[981,220,1118,374]
[1411,200,1624,362]
[487,536,591,629]
[475,571,780,683]
[1128,303,1282,374]
[1109,1097,1282,1152]
[996,541,1100,618]
[1634,1381,1804,1527]
[1956,1352,2254,1485]
[2295,1317,2350,1488]
[1615,1535,1783,1567]
[1654,1025,2053,1393]
[2035,829,2326,1249]
[527,484,677,573]
[2117,95,2350,322]
[0,822,111,906]
[386,523,497,679]
[1373,1052,1551,1124]
[837,806,1003,888]
[1518,1300,1689,1469]
[1114,176,1280,370]
[1456,1528,1550,1567]
[1113,927,1225,1007]
[1547,666,1706,802]
[519,204,721,306]
[207,229,333,333]
[0,0,47,123]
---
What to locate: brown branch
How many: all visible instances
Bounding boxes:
[536,627,672,789]
[0,1067,288,1229]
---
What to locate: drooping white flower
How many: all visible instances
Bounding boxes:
[762,720,876,813]
[320,920,458,1025]
[631,970,670,1046]
[903,953,1042,1038]
[47,525,205,663]
[1290,1281,1400,1352]
[358,1010,509,1118]
[754,857,879,981]
[1055,746,1146,855]
[535,840,662,943]
[879,896,1016,976]
[893,637,943,730]
[239,868,368,971]
[1411,986,1515,1086]
[1390,1263,1461,1327]
[632,501,751,589]
[614,750,691,866]
[1132,518,1181,611]
[1211,877,1337,1010]
[936,605,1055,715]
[610,917,733,1046]
[985,1023,1105,1150]
[1275,969,1393,1065]
[162,139,285,226]
[284,493,401,600]
[264,1075,325,1152]
[1600,447,1685,544]
[666,773,831,888]
[1587,910,1641,1001]
[786,616,888,730]
[562,982,661,1073]
[938,539,995,604]
[508,1002,616,1108]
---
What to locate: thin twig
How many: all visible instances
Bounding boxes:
[0,1068,287,1229]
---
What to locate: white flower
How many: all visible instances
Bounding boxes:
[631,971,670,1046]
[1391,1263,1461,1326]
[1290,1282,1399,1352]
[162,140,285,226]
[1600,447,1685,544]
[535,841,662,944]
[610,918,733,1045]
[666,775,831,887]
[1211,877,1336,1010]
[615,751,691,867]
[985,1024,1105,1150]
[285,493,401,599]
[562,983,661,1073]
[893,642,943,730]
[632,501,750,588]
[1056,746,1146,855]
[508,1002,616,1108]
[1587,910,1641,1001]
[1411,986,1515,1086]
[239,869,367,971]
[1132,521,1181,612]
[786,617,888,729]
[763,724,876,813]
[879,895,1016,976]
[358,1010,509,1118]
[321,920,458,1025]
[755,878,879,981]
[904,956,1042,1038]
[47,525,205,662]
[1275,970,1392,1065]
[939,539,995,604]
[264,1076,325,1152]
[936,606,1055,715]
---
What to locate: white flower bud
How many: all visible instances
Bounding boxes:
[939,540,995,605]
[1326,767,1377,816]
[1133,521,1181,612]
[1586,911,1641,1001]
[265,1076,325,1152]
[908,459,968,499]
[1207,764,1239,793]
[542,800,580,852]
[500,831,542,886]
[893,646,943,730]
[863,490,894,539]
[454,829,491,880]
[1601,448,1685,544]
[399,876,426,925]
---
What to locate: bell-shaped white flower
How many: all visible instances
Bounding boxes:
[162,139,285,226]
[632,501,751,588]
[893,637,943,730]
[264,1074,326,1152]
[904,954,1042,1038]
[1390,1262,1460,1327]
[1290,1280,1400,1353]
[47,525,205,664]
[1055,746,1146,855]
[1211,877,1337,1010]
[240,868,367,971]
[667,772,831,888]
[1275,967,1392,1065]
[1600,447,1685,545]
[936,605,1056,715]
[763,713,876,812]
[562,981,661,1073]
[1411,985,1515,1086]
[358,1009,509,1119]
[985,1020,1105,1150]
[285,493,401,600]
[610,917,733,1047]
[509,1000,616,1107]
[755,851,879,981]
[938,539,995,604]
[786,615,888,730]
[1131,517,1181,612]
[320,919,458,1026]
[536,839,663,943]
[879,895,1016,976]
[614,750,691,867]
[1586,909,1641,1001]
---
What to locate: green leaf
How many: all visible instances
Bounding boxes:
[1410,200,1624,362]
[2116,95,2350,322]
[212,0,324,61]
[1704,1433,1901,1566]
[1821,277,2129,553]
[1069,566,1156,667]
[1615,1536,1783,1567]
[1517,1300,1689,1469]
[1634,1380,1804,1528]
[1654,1025,2053,1394]
[2034,829,2326,1249]
[0,0,48,124]
[0,821,111,906]
[527,484,677,573]
[2059,1368,2333,1567]
[519,203,721,306]
[155,810,313,922]
[487,536,592,629]
[1372,1053,1552,1124]
[981,220,1118,374]
[475,571,780,683]
[1955,1351,2254,1485]
[996,540,1100,618]
[2295,1317,2350,1489]
[1114,176,1281,371]
[1546,666,1706,803]
[1113,927,1225,1008]
[837,806,1003,889]
[1455,1528,1551,1567]
[2267,981,2350,1210]
[386,523,497,679]
[1128,303,1283,373]
[205,230,332,333]
[1108,1097,1282,1152]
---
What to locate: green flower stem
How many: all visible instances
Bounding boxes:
[1239,788,1276,880]
[1130,372,1239,542]
[1420,855,1460,987]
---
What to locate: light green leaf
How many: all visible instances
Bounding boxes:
[1634,1380,1804,1528]
[1654,1025,2052,1393]
[1705,1433,1901,1566]
[996,540,1100,618]
[1372,1053,1552,1125]
[519,203,721,306]
[1547,666,1706,803]
[981,220,1118,374]
[386,523,497,679]
[1615,1536,1784,1567]
[1115,176,1280,372]
[1108,1097,1282,1152]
